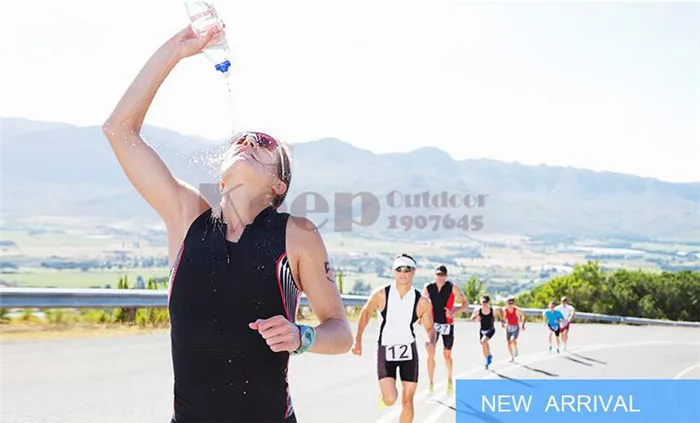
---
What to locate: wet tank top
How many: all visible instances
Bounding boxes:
[167,206,300,422]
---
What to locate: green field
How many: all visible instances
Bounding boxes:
[2,220,698,294]
[0,268,170,288]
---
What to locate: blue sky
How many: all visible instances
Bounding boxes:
[1,0,698,182]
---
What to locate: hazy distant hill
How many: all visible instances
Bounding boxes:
[2,117,699,241]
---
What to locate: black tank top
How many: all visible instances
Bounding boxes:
[479,306,495,331]
[167,206,300,423]
[425,281,455,324]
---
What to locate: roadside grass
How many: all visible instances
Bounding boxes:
[0,306,559,341]
[0,306,365,340]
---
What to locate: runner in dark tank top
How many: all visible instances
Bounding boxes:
[168,206,303,422]
[421,265,469,395]
[104,37,353,421]
[470,295,503,370]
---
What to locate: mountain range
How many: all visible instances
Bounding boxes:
[2,117,699,242]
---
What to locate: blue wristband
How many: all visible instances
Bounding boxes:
[291,324,316,355]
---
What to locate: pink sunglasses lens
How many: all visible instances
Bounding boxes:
[230,133,279,151]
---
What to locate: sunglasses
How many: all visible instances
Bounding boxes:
[507,300,514,304]
[229,131,280,151]
[228,131,289,183]
[395,266,414,273]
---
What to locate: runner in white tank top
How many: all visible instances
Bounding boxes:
[378,283,419,346]
[352,253,438,423]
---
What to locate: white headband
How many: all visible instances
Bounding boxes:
[393,256,416,270]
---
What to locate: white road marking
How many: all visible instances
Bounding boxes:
[673,361,700,379]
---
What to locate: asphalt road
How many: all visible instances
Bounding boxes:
[2,321,699,423]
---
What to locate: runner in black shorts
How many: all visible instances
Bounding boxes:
[377,341,420,382]
[422,265,468,395]
[470,295,503,369]
[353,254,437,423]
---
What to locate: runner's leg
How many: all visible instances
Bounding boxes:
[444,342,454,392]
[379,378,398,406]
[506,329,518,360]
[399,381,418,423]
[506,331,514,358]
[481,330,494,368]
[444,327,454,392]
[377,345,398,406]
[561,324,569,349]
[444,348,453,382]
[398,343,419,422]
[427,338,437,391]
[480,334,489,358]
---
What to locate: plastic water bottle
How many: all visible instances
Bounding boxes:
[183,0,231,75]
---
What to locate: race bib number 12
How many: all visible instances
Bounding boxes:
[385,344,413,362]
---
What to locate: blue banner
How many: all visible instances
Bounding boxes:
[455,379,700,423]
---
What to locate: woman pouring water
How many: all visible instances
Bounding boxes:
[102,21,353,423]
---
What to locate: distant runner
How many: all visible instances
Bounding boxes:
[543,301,565,354]
[352,253,438,423]
[502,295,526,361]
[422,265,469,395]
[470,295,502,369]
[555,296,575,350]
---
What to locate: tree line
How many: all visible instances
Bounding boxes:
[511,261,699,322]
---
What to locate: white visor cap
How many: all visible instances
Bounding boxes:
[393,256,416,270]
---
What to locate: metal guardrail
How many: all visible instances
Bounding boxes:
[0,288,369,309]
[515,307,700,328]
[1,288,699,327]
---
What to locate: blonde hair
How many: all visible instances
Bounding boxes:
[273,142,292,208]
